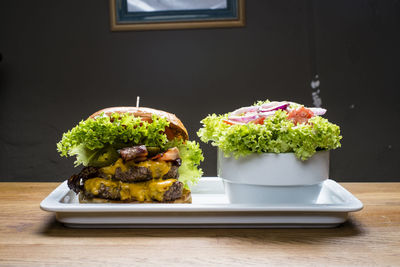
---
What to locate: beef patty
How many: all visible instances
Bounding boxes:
[83,180,183,202]
[68,166,99,194]
[68,161,180,192]
[112,165,179,183]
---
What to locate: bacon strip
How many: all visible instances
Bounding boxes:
[151,147,180,161]
[119,145,148,162]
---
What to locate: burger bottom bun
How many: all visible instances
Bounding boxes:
[78,189,192,204]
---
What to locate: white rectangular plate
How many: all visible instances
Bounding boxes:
[40,178,363,228]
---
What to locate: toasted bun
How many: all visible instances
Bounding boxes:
[78,189,192,204]
[89,107,188,141]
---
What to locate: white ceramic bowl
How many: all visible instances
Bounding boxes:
[217,149,330,204]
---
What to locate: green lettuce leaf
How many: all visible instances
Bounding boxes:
[166,139,204,189]
[57,113,170,157]
[197,109,342,160]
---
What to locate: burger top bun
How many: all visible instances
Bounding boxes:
[89,106,189,141]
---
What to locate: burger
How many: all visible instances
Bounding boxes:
[57,107,203,203]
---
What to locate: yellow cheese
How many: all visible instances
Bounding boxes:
[100,158,128,176]
[120,182,147,202]
[84,178,118,196]
[136,160,171,178]
[84,177,177,202]
[100,158,171,179]
[148,179,176,201]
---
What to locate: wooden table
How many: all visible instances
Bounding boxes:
[0,182,399,266]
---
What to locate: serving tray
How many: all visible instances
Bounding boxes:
[40,177,363,228]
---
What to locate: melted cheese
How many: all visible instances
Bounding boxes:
[84,178,118,196]
[100,158,128,176]
[148,179,176,201]
[100,158,171,179]
[84,177,177,202]
[136,160,171,178]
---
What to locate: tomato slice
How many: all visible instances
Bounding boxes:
[287,107,314,125]
[222,119,235,125]
[251,117,265,125]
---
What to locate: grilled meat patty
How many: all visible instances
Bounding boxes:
[68,166,99,194]
[82,179,184,202]
[68,160,180,190]
[114,166,152,182]
[113,165,179,183]
[163,180,183,201]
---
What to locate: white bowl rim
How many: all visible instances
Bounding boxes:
[217,149,330,186]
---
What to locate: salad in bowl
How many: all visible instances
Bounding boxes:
[197,100,342,203]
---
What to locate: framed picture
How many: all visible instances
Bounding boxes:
[110,0,245,31]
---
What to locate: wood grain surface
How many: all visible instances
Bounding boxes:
[0,182,399,266]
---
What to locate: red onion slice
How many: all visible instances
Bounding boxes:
[228,114,259,123]
[259,101,290,112]
[258,110,276,118]
[225,101,322,125]
[308,107,327,116]
[230,106,260,117]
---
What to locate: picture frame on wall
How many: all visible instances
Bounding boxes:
[110,0,245,31]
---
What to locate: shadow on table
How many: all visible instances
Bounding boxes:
[38,215,365,244]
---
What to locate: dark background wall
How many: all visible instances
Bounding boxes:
[0,0,399,182]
